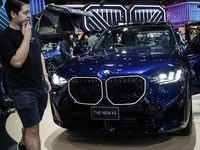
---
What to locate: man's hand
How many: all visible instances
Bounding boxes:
[46,79,51,92]
[10,21,31,68]
[22,21,31,39]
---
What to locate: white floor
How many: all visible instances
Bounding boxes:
[6,94,200,150]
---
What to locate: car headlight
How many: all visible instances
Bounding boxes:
[149,68,184,84]
[52,73,68,85]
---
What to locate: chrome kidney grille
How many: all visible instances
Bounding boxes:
[105,76,146,105]
[68,76,146,105]
[68,77,103,105]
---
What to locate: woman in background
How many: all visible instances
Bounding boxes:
[60,33,75,63]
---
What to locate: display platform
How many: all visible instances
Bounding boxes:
[5,94,200,150]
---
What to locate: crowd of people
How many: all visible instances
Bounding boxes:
[59,30,98,63]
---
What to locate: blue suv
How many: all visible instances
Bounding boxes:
[50,22,193,135]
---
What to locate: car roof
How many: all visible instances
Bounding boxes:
[107,21,172,30]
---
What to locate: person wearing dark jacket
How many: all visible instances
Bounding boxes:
[60,33,75,63]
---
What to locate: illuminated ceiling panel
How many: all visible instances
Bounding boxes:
[82,3,166,31]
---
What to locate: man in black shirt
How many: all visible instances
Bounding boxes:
[0,0,51,150]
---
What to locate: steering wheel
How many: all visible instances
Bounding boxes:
[112,43,125,48]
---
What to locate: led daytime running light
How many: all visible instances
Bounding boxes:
[150,69,183,84]
[52,73,68,85]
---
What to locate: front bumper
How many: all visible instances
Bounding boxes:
[50,79,191,133]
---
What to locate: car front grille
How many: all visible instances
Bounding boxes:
[68,76,146,105]
[106,76,145,105]
[61,115,162,133]
[69,77,103,104]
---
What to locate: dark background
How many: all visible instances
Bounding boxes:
[44,0,200,7]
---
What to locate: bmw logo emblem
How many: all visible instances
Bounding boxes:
[102,70,110,75]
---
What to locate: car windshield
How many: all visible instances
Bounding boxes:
[92,25,176,55]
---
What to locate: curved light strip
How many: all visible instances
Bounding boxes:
[129,5,166,23]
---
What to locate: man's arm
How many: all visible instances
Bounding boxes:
[41,53,51,92]
[10,22,32,68]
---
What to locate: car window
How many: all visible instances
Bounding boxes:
[92,25,176,55]
[42,42,58,51]
[185,32,200,51]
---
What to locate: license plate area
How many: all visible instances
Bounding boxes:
[91,107,120,120]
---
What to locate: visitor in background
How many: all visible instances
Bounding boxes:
[87,30,98,47]
[60,33,75,63]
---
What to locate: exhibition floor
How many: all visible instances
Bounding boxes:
[1,91,200,150]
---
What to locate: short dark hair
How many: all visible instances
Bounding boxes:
[91,30,97,35]
[5,0,30,21]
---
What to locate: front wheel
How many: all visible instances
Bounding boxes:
[177,105,193,135]
[177,79,193,135]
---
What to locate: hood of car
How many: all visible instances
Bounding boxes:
[57,46,181,80]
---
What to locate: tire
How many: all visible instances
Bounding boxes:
[177,105,193,135]
[46,61,57,80]
[177,78,193,135]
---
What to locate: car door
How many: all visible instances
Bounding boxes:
[183,33,200,85]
